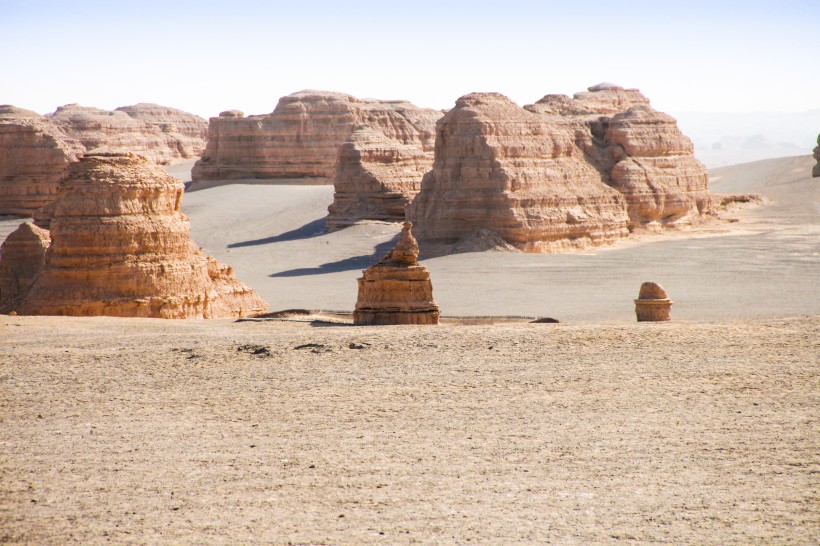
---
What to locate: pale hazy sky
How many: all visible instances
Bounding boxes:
[2,0,818,118]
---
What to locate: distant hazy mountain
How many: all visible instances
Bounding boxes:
[671,110,820,168]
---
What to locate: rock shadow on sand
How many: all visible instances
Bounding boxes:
[270,233,400,277]
[228,218,326,248]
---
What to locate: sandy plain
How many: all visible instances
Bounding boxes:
[1,155,818,544]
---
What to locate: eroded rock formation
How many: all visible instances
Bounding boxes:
[813,134,819,177]
[408,84,715,253]
[634,281,672,322]
[354,222,439,325]
[0,222,51,306]
[0,105,83,216]
[191,91,440,189]
[115,103,208,158]
[527,83,713,229]
[326,125,436,230]
[407,92,631,253]
[12,152,268,318]
[48,104,198,165]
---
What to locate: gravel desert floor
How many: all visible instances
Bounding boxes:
[1,314,818,544]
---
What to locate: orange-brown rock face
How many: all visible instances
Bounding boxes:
[409,85,714,253]
[0,106,84,216]
[115,103,208,158]
[47,104,200,165]
[326,124,437,230]
[13,153,268,318]
[0,222,51,306]
[634,281,673,322]
[528,84,713,229]
[407,93,631,253]
[813,134,819,177]
[191,91,441,189]
[354,222,439,325]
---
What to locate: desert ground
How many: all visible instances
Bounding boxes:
[1,155,818,544]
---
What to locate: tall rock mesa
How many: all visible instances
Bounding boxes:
[48,103,204,165]
[115,103,209,158]
[191,91,440,189]
[0,105,84,216]
[13,152,268,318]
[0,222,51,306]
[407,92,631,253]
[354,222,440,325]
[326,123,437,230]
[813,133,819,177]
[528,83,713,229]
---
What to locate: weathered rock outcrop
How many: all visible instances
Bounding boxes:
[407,92,631,253]
[326,125,435,230]
[0,222,50,305]
[634,281,672,322]
[408,84,714,253]
[0,106,84,216]
[354,222,439,325]
[11,152,268,318]
[48,104,178,165]
[813,134,819,177]
[527,84,713,229]
[191,91,440,189]
[115,103,208,158]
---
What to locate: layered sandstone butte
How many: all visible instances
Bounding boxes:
[13,152,268,318]
[115,103,208,158]
[326,124,436,230]
[47,103,203,165]
[354,222,439,325]
[408,84,714,253]
[0,222,51,306]
[0,105,84,216]
[190,91,441,189]
[813,134,819,177]
[407,92,631,253]
[527,83,713,229]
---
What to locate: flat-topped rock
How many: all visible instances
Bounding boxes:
[354,222,440,325]
[12,153,268,318]
[191,91,441,189]
[813,134,819,177]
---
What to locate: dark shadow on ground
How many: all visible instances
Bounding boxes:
[269,232,400,277]
[229,218,327,248]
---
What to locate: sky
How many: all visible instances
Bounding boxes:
[2,0,818,119]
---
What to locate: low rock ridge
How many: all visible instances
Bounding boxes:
[408,84,719,254]
[190,90,441,190]
[5,153,268,318]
